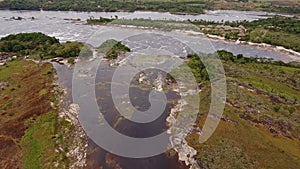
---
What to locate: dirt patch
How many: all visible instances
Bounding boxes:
[240,113,294,139]
[0,137,22,169]
[271,1,300,7]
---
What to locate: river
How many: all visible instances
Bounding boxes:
[52,59,189,169]
[0,10,299,62]
[1,9,272,41]
[1,9,299,169]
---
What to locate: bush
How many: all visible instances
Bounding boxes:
[67,58,75,64]
[106,49,118,59]
[80,46,93,57]
[273,105,281,112]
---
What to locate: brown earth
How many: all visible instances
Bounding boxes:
[271,1,300,7]
[0,60,55,169]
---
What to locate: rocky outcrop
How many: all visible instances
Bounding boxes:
[0,82,8,90]
[137,68,200,168]
[167,83,201,169]
[53,85,88,169]
[0,53,16,66]
[62,104,88,169]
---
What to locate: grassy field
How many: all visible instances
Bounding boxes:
[21,110,76,169]
[0,58,56,168]
[185,52,300,168]
[21,112,57,169]
[0,58,77,169]
[0,33,85,169]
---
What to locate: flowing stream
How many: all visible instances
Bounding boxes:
[0,10,299,62]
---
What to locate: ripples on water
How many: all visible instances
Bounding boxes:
[0,10,298,62]
[53,60,188,169]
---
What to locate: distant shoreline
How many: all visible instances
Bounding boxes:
[0,0,300,16]
[86,21,300,62]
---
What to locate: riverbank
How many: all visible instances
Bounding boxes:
[30,45,300,169]
[1,9,298,62]
[0,32,88,168]
[103,23,300,63]
[0,57,87,168]
[205,34,300,62]
[54,86,88,169]
[85,14,300,62]
[0,59,55,168]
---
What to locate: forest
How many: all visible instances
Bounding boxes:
[0,0,299,14]
[0,0,211,14]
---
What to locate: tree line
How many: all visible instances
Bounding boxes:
[191,16,300,52]
[0,32,85,59]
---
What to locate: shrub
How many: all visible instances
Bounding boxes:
[273,105,281,112]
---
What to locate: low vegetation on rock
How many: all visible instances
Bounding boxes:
[98,39,130,59]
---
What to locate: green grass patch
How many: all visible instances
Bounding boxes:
[186,51,300,168]
[21,111,57,169]
[111,18,200,32]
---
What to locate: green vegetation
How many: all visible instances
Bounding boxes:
[67,57,75,64]
[185,51,300,168]
[192,16,300,52]
[0,0,212,14]
[213,0,300,14]
[80,45,93,58]
[240,16,300,51]
[87,17,200,31]
[1,0,299,14]
[21,112,57,169]
[111,18,200,32]
[98,39,130,59]
[87,16,116,25]
[227,16,300,34]
[90,16,299,52]
[0,34,82,168]
[186,54,209,82]
[0,58,56,168]
[21,110,76,169]
[0,32,84,59]
[1,29,299,168]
